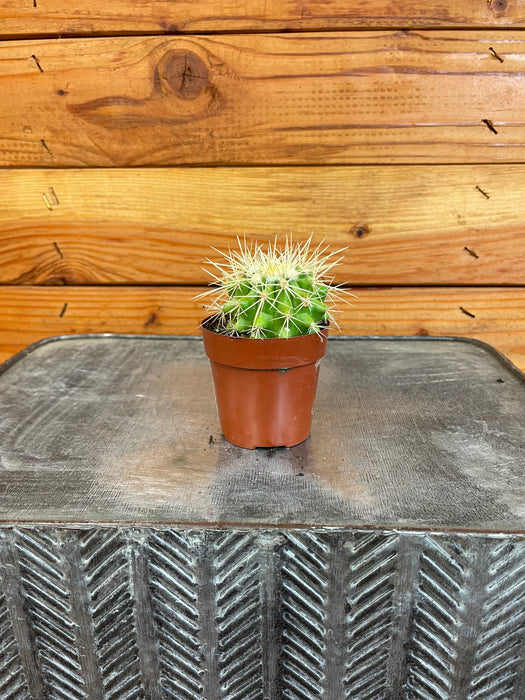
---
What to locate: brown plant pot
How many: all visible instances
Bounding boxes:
[202,318,329,449]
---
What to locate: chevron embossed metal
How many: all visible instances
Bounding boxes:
[0,527,524,698]
[0,335,524,699]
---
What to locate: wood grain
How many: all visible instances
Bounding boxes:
[0,286,524,371]
[0,0,519,37]
[1,165,524,286]
[2,32,525,167]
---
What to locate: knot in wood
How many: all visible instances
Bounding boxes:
[158,50,209,101]
[490,0,507,14]
[350,223,371,239]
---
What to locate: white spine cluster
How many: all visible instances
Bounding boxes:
[200,237,354,338]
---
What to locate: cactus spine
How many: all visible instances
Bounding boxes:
[203,238,349,339]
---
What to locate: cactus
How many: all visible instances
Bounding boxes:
[202,237,351,339]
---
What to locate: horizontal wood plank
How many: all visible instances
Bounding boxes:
[0,0,519,37]
[2,32,525,166]
[0,286,524,372]
[1,165,524,285]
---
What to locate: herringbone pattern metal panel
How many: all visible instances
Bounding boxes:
[16,528,88,700]
[80,529,144,700]
[0,581,30,700]
[345,531,398,699]
[404,536,472,699]
[280,531,331,698]
[147,529,204,699]
[470,539,525,699]
[213,531,263,700]
[0,527,524,699]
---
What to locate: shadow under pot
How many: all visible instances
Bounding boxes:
[202,317,329,449]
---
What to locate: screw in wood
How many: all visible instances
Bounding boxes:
[489,47,504,63]
[53,242,64,259]
[482,119,498,135]
[459,306,476,319]
[31,55,43,72]
[48,187,59,205]
[40,139,53,155]
[464,246,479,259]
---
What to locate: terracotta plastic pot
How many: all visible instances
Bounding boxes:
[202,318,328,449]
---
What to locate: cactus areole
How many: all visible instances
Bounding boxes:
[200,238,349,448]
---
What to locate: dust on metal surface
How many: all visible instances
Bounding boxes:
[0,335,523,530]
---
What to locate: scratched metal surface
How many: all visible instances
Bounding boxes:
[0,334,523,530]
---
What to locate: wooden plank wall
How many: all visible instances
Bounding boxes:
[1,2,524,370]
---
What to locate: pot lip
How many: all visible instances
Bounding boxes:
[201,316,329,369]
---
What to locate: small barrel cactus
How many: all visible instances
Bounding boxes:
[202,237,351,339]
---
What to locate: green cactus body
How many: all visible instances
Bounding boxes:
[202,238,351,339]
[225,278,324,337]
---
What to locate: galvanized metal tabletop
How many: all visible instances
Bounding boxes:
[0,335,524,699]
[0,334,523,531]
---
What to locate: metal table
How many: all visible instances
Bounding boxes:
[0,335,523,699]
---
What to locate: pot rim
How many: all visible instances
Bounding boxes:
[201,316,329,370]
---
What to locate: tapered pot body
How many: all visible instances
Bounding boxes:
[202,320,328,449]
